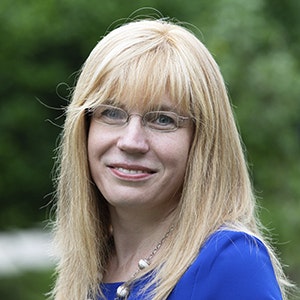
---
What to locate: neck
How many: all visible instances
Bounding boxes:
[104,207,175,282]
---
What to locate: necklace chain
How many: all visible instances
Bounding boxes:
[114,225,174,300]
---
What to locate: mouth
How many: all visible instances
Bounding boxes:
[114,167,153,175]
[108,164,156,177]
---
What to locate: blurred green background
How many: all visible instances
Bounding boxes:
[0,0,299,299]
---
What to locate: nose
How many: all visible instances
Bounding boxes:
[116,116,150,154]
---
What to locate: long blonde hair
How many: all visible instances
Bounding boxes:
[51,19,290,299]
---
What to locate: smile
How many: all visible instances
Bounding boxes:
[108,164,156,180]
[115,167,151,175]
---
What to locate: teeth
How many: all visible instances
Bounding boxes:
[116,167,147,174]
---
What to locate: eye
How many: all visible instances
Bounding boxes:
[155,113,176,125]
[93,106,127,124]
[145,111,177,130]
[104,108,124,119]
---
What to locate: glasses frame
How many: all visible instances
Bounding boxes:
[89,104,192,132]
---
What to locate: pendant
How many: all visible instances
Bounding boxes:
[138,259,150,270]
[116,284,130,298]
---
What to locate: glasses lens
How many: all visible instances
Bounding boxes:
[144,111,177,131]
[93,105,127,125]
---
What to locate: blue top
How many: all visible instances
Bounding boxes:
[98,230,282,299]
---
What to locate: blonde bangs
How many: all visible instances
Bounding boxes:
[84,34,193,115]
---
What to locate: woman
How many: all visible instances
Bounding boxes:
[51,19,291,299]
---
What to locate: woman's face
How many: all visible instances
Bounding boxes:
[87,95,194,216]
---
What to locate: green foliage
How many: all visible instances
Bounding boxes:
[0,269,53,300]
[0,0,299,289]
[190,0,300,285]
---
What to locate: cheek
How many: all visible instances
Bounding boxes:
[87,122,110,157]
[87,125,98,160]
[87,123,107,168]
[172,128,193,156]
[174,131,193,172]
[158,131,193,170]
[87,131,97,180]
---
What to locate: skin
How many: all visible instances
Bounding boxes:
[87,96,194,281]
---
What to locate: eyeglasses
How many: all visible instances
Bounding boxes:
[90,104,191,132]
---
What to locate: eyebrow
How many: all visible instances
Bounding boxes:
[102,99,120,106]
[101,99,181,114]
[152,104,175,111]
[151,104,186,115]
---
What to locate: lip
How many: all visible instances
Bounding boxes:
[108,163,156,180]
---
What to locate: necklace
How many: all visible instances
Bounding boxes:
[114,226,174,300]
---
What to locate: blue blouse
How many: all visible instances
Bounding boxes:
[99,230,282,299]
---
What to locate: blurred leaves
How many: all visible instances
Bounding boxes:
[0,269,53,300]
[0,0,299,288]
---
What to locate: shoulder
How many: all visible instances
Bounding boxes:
[168,230,283,299]
[200,229,270,267]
